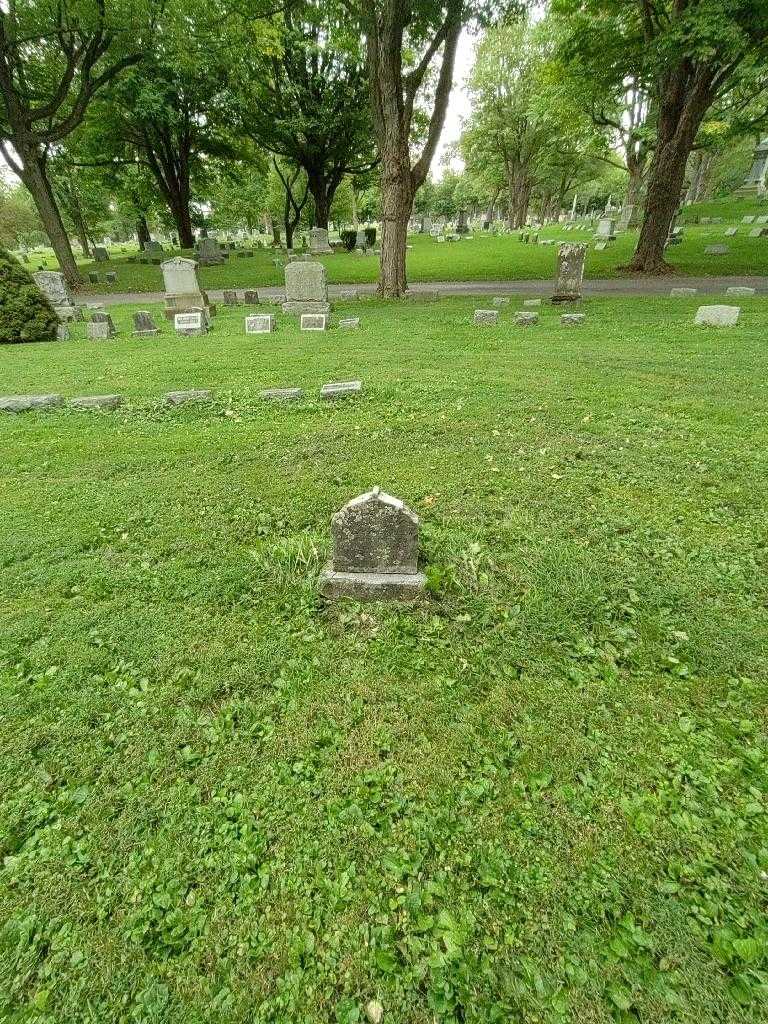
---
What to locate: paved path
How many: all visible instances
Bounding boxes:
[86,275,767,306]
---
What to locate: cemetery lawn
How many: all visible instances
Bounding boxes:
[22,222,768,296]
[2,294,768,1023]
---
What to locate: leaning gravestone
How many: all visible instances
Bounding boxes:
[552,243,587,303]
[93,246,109,262]
[319,486,426,601]
[33,270,81,321]
[133,311,159,336]
[282,261,330,315]
[310,227,333,254]
[694,305,740,327]
[161,257,210,320]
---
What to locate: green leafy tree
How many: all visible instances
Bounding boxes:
[553,0,768,273]
[238,1,375,229]
[0,246,58,343]
[0,0,152,286]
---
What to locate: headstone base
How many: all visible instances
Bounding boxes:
[319,567,426,602]
[282,300,331,315]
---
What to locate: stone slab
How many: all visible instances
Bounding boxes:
[514,311,539,326]
[70,394,123,410]
[164,389,213,405]
[300,313,329,331]
[704,245,729,255]
[694,304,741,327]
[260,388,304,401]
[319,567,426,602]
[174,311,207,336]
[246,314,274,334]
[725,287,756,297]
[491,296,510,306]
[523,298,542,307]
[87,322,113,341]
[0,394,64,412]
[670,288,698,296]
[320,380,362,400]
[561,313,585,326]
[474,309,499,325]
[338,317,361,329]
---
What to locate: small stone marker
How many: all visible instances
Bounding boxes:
[694,305,741,327]
[309,227,333,254]
[88,271,100,284]
[749,228,762,238]
[514,311,539,326]
[561,313,585,326]
[0,394,64,413]
[174,311,206,336]
[301,313,328,331]
[552,242,587,303]
[244,289,260,304]
[725,227,738,237]
[474,309,499,326]
[726,286,756,297]
[670,287,698,296]
[704,244,728,255]
[164,389,212,405]
[318,486,426,602]
[93,246,109,262]
[594,241,608,251]
[757,215,768,224]
[56,324,70,341]
[106,271,117,283]
[260,388,303,401]
[492,296,510,306]
[133,310,159,336]
[70,394,123,410]
[339,288,360,300]
[338,317,361,329]
[743,215,756,224]
[320,380,362,400]
[245,313,275,334]
[223,289,239,305]
[523,298,542,307]
[87,321,113,341]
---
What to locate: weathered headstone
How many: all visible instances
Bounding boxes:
[133,310,159,336]
[164,389,212,405]
[595,218,616,240]
[91,311,116,334]
[87,321,113,341]
[320,380,362,400]
[515,311,539,326]
[0,394,64,413]
[244,289,260,304]
[300,313,328,331]
[742,215,756,224]
[245,314,274,334]
[319,486,426,601]
[523,298,542,307]
[355,228,367,250]
[70,394,123,410]
[33,270,81,320]
[56,324,70,341]
[197,237,224,265]
[339,288,359,300]
[88,271,100,284]
[223,289,239,306]
[338,317,361,329]
[594,241,608,251]
[260,388,303,401]
[757,215,768,224]
[749,227,763,238]
[105,271,117,284]
[282,261,330,315]
[473,309,499,326]
[670,287,698,296]
[552,243,587,303]
[492,296,510,306]
[561,313,586,326]
[704,244,729,255]
[725,286,756,297]
[161,257,209,320]
[694,305,740,327]
[93,246,109,262]
[174,310,207,336]
[309,227,333,254]
[724,227,738,237]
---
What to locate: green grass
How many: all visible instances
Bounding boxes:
[681,196,768,223]
[1,296,768,1023]
[18,223,768,297]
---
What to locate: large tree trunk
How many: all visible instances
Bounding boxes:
[307,170,331,229]
[378,144,413,297]
[20,152,81,288]
[135,214,151,250]
[168,194,194,249]
[626,70,715,273]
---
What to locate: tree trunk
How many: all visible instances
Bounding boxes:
[378,145,413,297]
[169,195,194,249]
[351,182,359,227]
[20,153,81,288]
[307,170,331,229]
[135,214,151,250]
[626,70,715,273]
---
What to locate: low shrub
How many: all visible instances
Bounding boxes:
[0,246,59,344]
